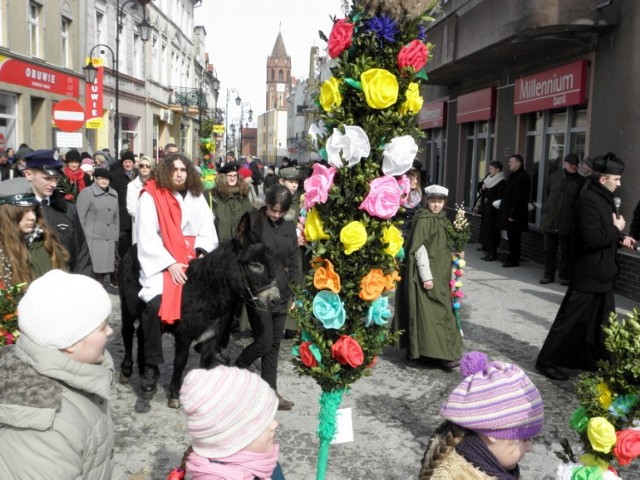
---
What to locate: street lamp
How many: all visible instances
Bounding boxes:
[83,44,115,83]
[83,0,151,160]
[239,102,253,157]
[225,88,241,157]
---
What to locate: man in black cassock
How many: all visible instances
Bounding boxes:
[536,153,636,380]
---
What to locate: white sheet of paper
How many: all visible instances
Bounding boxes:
[330,407,354,444]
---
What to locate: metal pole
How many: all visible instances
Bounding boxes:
[225,88,229,157]
[239,103,243,158]
[114,0,121,159]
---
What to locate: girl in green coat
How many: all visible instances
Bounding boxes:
[211,164,254,242]
[397,184,462,368]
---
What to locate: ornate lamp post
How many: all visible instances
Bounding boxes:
[225,88,241,157]
[82,0,151,159]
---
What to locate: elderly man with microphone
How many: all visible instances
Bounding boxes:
[536,152,636,380]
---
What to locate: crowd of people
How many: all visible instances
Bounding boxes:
[0,141,639,478]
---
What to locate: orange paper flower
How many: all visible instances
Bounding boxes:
[383,270,402,291]
[359,269,386,301]
[314,259,341,294]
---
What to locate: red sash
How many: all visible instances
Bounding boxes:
[142,180,195,324]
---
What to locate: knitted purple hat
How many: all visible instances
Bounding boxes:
[180,366,278,458]
[440,352,544,440]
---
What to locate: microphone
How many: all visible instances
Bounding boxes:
[613,197,621,217]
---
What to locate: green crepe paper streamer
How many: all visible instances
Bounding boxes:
[415,68,429,81]
[316,389,345,480]
[319,147,328,161]
[569,406,589,433]
[396,246,405,260]
[344,78,362,90]
[352,12,361,22]
[310,344,323,365]
[301,330,313,342]
[291,345,300,357]
[571,466,603,480]
[199,137,212,142]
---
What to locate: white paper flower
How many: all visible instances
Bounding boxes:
[555,463,580,480]
[603,471,622,480]
[308,120,327,147]
[382,135,418,176]
[326,125,371,169]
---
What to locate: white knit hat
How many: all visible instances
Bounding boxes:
[18,270,112,349]
[180,366,278,458]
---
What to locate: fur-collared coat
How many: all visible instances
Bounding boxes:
[0,334,115,479]
[420,431,496,480]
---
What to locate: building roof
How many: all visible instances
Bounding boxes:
[270,32,289,59]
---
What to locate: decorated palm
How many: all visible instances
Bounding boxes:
[289,1,438,477]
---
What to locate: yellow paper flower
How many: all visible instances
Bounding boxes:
[382,225,403,257]
[458,259,466,268]
[597,382,613,409]
[340,221,367,255]
[587,417,617,453]
[319,77,343,112]
[399,82,423,115]
[360,68,399,109]
[580,453,610,471]
[455,281,463,288]
[305,208,330,241]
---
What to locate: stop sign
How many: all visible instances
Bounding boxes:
[53,99,85,132]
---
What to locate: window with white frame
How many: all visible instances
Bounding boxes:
[120,116,139,153]
[161,44,167,85]
[463,121,494,207]
[133,33,142,78]
[29,3,41,57]
[96,11,106,46]
[61,17,70,68]
[525,106,587,227]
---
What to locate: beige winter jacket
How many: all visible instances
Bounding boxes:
[0,334,115,479]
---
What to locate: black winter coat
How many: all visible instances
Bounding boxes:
[109,167,138,232]
[540,169,583,235]
[42,191,93,276]
[498,167,531,230]
[629,198,640,240]
[571,181,621,292]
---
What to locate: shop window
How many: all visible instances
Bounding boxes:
[463,121,494,207]
[525,106,586,227]
[120,116,139,153]
[424,128,446,187]
[0,93,17,152]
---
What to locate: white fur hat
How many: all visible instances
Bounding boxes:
[18,270,112,349]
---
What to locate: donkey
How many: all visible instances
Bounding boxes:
[118,212,280,408]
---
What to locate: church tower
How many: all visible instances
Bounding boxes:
[266,30,291,110]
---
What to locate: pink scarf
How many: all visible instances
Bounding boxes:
[186,445,279,480]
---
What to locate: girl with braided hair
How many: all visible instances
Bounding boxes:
[419,352,544,479]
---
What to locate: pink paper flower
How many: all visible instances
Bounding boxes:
[454,269,464,277]
[397,174,411,199]
[359,175,402,219]
[449,280,456,289]
[304,163,337,210]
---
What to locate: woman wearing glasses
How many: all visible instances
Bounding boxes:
[126,156,156,244]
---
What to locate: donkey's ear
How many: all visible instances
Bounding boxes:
[236,211,253,248]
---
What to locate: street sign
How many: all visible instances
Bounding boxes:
[53,99,85,132]
[55,131,83,148]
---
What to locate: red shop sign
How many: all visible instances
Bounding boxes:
[513,60,588,115]
[457,87,496,123]
[0,55,79,98]
[418,101,447,129]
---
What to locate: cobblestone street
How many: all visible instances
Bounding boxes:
[107,246,638,480]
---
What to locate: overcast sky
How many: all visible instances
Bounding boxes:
[198,0,346,124]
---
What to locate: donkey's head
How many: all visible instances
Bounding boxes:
[234,212,280,310]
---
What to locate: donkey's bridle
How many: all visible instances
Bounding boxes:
[239,262,278,310]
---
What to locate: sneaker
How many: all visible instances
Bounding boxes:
[141,364,159,393]
[276,392,294,410]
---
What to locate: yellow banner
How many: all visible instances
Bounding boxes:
[213,124,225,134]
[86,118,103,129]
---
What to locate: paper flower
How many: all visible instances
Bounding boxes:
[331,335,364,368]
[555,462,582,480]
[340,221,367,255]
[383,270,401,291]
[382,135,418,176]
[361,68,399,109]
[304,208,330,241]
[359,268,386,301]
[613,429,640,466]
[313,291,346,330]
[365,296,392,327]
[597,382,613,409]
[300,341,321,368]
[382,225,403,257]
[319,77,343,112]
[587,417,617,453]
[367,15,399,43]
[569,407,589,433]
[609,394,639,420]
[327,19,354,58]
[314,259,341,294]
[397,174,411,199]
[325,126,371,168]
[397,39,429,73]
[399,82,424,115]
[308,121,327,147]
[359,175,402,219]
[304,163,337,210]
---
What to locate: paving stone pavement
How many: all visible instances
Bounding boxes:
[107,246,639,480]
